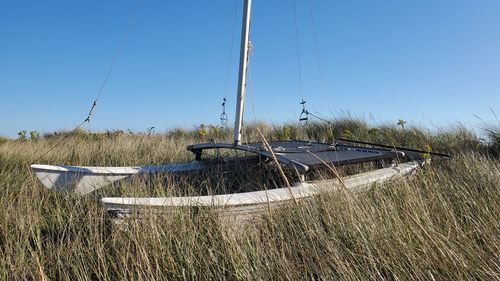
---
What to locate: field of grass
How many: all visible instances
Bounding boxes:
[0,119,498,280]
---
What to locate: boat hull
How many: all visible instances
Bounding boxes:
[101,161,420,221]
[30,162,208,195]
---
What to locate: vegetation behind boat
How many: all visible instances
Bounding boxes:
[3,118,497,166]
[0,118,498,280]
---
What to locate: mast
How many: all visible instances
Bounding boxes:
[233,0,252,145]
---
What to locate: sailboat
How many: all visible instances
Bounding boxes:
[31,0,444,217]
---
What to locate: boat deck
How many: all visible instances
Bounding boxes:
[188,140,400,173]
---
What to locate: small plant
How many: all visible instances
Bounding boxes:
[197,124,207,138]
[17,130,27,141]
[368,127,379,136]
[421,144,432,161]
[29,131,39,141]
[282,126,291,140]
[341,129,354,139]
[208,124,222,139]
[397,119,407,129]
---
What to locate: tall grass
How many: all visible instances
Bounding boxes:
[0,120,498,280]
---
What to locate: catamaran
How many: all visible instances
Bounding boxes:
[31,0,448,218]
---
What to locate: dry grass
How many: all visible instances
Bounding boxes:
[0,120,499,280]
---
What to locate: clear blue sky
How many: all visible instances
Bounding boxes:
[1,0,499,138]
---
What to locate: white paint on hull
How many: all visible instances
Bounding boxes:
[30,161,207,195]
[100,161,419,213]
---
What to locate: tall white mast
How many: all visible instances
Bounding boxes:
[233,0,252,145]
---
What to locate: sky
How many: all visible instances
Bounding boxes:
[1,0,499,138]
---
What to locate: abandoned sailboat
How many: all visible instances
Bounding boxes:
[31,0,446,216]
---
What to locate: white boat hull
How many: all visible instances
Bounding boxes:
[30,161,208,195]
[101,161,420,220]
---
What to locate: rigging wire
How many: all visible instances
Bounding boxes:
[296,0,332,137]
[307,0,326,96]
[293,0,309,127]
[34,0,141,162]
[87,0,141,122]
[248,54,257,123]
[220,0,239,126]
[34,120,90,162]
[308,111,334,125]
[292,0,304,101]
[241,41,255,144]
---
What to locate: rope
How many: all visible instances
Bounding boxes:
[242,42,255,145]
[222,0,239,105]
[296,1,331,131]
[95,1,140,102]
[84,100,97,123]
[293,0,304,101]
[302,109,453,159]
[35,120,89,162]
[87,0,141,118]
[248,55,257,122]
[337,138,453,158]
[307,0,326,95]
[33,1,141,163]
[308,111,333,125]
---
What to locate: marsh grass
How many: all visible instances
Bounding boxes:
[0,120,499,280]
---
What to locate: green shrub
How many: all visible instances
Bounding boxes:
[17,130,27,141]
[29,131,39,141]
